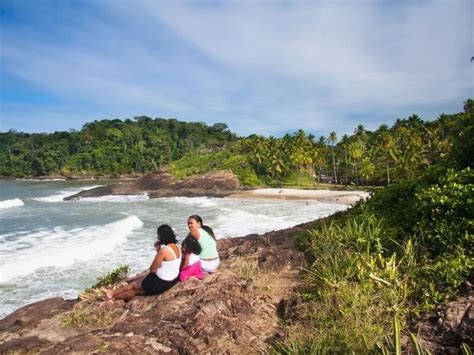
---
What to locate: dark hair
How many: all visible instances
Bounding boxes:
[182,235,202,255]
[202,225,216,241]
[188,214,216,240]
[157,224,177,245]
[188,214,203,226]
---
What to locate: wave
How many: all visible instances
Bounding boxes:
[77,194,149,203]
[15,178,66,181]
[213,202,347,238]
[0,215,143,283]
[32,185,104,202]
[0,198,24,210]
[161,196,218,208]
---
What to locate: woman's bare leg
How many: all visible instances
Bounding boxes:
[113,287,146,301]
[104,280,139,300]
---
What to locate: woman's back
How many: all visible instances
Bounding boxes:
[156,245,181,281]
[198,228,218,259]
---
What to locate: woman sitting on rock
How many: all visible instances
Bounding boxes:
[104,224,181,301]
[187,214,219,273]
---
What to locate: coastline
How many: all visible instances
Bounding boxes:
[229,188,370,205]
[0,219,318,353]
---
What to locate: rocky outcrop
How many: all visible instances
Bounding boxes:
[404,276,474,353]
[0,221,310,354]
[64,170,241,201]
[1,219,473,353]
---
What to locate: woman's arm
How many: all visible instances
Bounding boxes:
[180,252,190,270]
[149,248,166,273]
[189,229,200,240]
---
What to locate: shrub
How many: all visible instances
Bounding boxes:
[83,265,130,293]
[415,168,474,256]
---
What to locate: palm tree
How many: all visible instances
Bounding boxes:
[340,134,350,185]
[379,131,395,185]
[348,141,363,185]
[327,131,338,184]
[359,157,375,185]
[392,126,422,180]
[311,143,326,183]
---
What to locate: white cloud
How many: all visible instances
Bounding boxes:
[0,0,472,137]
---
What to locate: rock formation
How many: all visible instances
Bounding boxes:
[64,171,241,201]
[0,221,309,354]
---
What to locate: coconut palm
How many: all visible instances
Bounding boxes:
[327,131,338,184]
[348,141,363,185]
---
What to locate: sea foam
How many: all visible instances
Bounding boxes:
[0,198,24,210]
[32,185,104,202]
[212,201,347,238]
[77,194,149,203]
[0,215,143,283]
[161,196,218,208]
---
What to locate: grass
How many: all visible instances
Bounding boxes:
[83,265,129,294]
[233,257,260,280]
[275,167,473,353]
[276,215,418,352]
[61,307,118,328]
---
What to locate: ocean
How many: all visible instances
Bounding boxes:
[0,179,346,318]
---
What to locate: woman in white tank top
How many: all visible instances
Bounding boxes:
[104,225,181,301]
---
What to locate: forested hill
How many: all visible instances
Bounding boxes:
[1,100,472,182]
[0,117,235,177]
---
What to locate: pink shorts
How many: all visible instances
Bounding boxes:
[179,261,205,282]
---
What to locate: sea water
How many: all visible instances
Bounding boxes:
[0,179,346,317]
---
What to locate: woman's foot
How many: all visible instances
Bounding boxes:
[101,287,114,300]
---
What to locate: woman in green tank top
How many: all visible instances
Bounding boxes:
[187,214,220,273]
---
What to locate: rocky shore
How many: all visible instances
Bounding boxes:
[0,221,311,354]
[63,171,241,200]
[1,219,472,353]
[62,170,370,205]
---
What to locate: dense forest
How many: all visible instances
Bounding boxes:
[172,99,473,186]
[0,118,235,177]
[1,100,472,187]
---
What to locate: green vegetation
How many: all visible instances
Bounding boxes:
[0,118,235,177]
[2,99,472,351]
[83,264,130,293]
[171,99,473,187]
[2,100,471,188]
[61,307,118,328]
[274,120,473,351]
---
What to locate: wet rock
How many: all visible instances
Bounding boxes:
[64,170,240,200]
[0,297,74,333]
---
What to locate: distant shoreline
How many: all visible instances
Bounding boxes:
[1,176,370,205]
[0,175,142,182]
[229,188,370,205]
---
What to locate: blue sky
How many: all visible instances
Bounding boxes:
[0,0,472,138]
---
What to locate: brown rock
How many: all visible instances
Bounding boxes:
[64,170,241,200]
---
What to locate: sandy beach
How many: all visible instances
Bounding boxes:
[229,188,371,205]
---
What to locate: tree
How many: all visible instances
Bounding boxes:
[327,132,338,184]
[348,141,363,185]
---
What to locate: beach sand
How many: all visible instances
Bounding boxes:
[229,188,370,205]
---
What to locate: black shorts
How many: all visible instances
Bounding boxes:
[141,273,178,295]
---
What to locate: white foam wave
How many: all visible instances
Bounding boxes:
[77,194,149,203]
[0,198,24,210]
[32,185,104,202]
[0,215,143,283]
[213,202,347,238]
[16,178,66,181]
[161,196,218,208]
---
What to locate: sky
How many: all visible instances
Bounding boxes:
[0,0,473,138]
